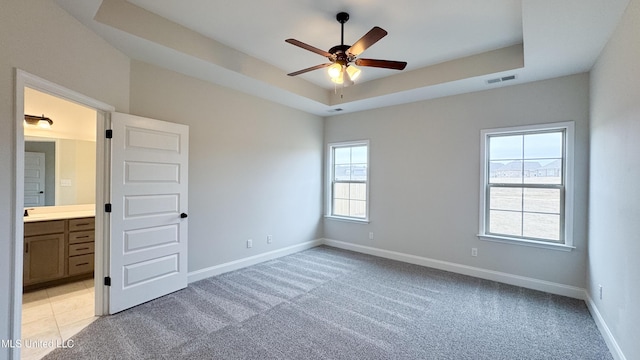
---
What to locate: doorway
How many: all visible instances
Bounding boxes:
[21,86,99,359]
[13,70,189,359]
[13,70,114,360]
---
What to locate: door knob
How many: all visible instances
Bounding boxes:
[180,213,188,218]
[39,191,44,194]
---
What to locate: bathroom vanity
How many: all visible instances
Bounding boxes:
[23,208,95,291]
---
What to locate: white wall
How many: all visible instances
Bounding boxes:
[58,139,96,205]
[589,0,640,358]
[325,74,590,288]
[129,60,324,272]
[0,1,130,358]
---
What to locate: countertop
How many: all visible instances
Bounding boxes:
[23,210,95,223]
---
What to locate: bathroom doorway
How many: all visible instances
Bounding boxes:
[21,87,98,359]
[14,70,114,360]
[13,70,189,359]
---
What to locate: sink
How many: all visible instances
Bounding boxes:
[24,214,49,220]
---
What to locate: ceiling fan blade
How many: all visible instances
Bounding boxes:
[355,58,407,70]
[285,39,332,58]
[347,27,388,56]
[287,63,333,76]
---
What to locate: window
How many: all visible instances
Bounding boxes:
[327,141,369,221]
[479,122,574,248]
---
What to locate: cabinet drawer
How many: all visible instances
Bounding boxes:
[24,220,65,236]
[68,254,94,275]
[69,242,94,257]
[69,217,95,232]
[69,230,95,244]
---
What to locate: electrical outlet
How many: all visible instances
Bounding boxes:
[247,239,253,248]
[599,284,603,300]
[369,232,374,240]
[471,248,478,257]
[267,235,273,244]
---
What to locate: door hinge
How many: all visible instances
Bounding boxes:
[105,203,112,213]
[104,277,111,286]
[106,129,113,139]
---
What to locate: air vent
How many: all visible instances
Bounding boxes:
[328,108,344,113]
[486,74,517,85]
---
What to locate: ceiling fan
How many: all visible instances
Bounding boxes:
[285,12,407,85]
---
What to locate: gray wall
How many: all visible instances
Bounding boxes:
[589,0,640,358]
[325,73,590,288]
[0,1,130,357]
[129,60,324,272]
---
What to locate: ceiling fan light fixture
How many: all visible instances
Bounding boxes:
[285,12,407,83]
[328,63,343,80]
[330,67,345,84]
[346,64,361,81]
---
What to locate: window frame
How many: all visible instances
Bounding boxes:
[478,122,575,251]
[326,140,370,223]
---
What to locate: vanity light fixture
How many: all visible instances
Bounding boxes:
[24,114,53,129]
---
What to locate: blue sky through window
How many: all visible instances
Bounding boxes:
[490,131,562,166]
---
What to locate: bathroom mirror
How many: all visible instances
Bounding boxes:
[25,137,96,207]
[24,87,97,208]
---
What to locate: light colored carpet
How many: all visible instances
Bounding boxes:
[45,246,611,359]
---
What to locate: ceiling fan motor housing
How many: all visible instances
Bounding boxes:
[328,44,352,65]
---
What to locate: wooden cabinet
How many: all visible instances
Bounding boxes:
[23,220,66,286]
[24,217,95,289]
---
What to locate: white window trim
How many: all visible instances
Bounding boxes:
[478,121,575,251]
[325,140,370,223]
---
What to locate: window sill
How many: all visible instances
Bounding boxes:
[477,234,575,251]
[324,215,370,224]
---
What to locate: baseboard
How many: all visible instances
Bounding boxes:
[323,239,585,299]
[187,239,323,283]
[584,292,627,360]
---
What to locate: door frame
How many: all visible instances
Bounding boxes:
[12,69,114,354]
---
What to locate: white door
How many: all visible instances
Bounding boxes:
[24,152,46,207]
[109,112,189,314]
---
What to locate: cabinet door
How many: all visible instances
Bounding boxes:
[24,233,65,285]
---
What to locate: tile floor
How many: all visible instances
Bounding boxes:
[21,279,97,360]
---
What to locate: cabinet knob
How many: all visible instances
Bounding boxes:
[180,213,188,219]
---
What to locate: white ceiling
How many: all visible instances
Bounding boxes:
[54,0,629,116]
[127,0,524,86]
